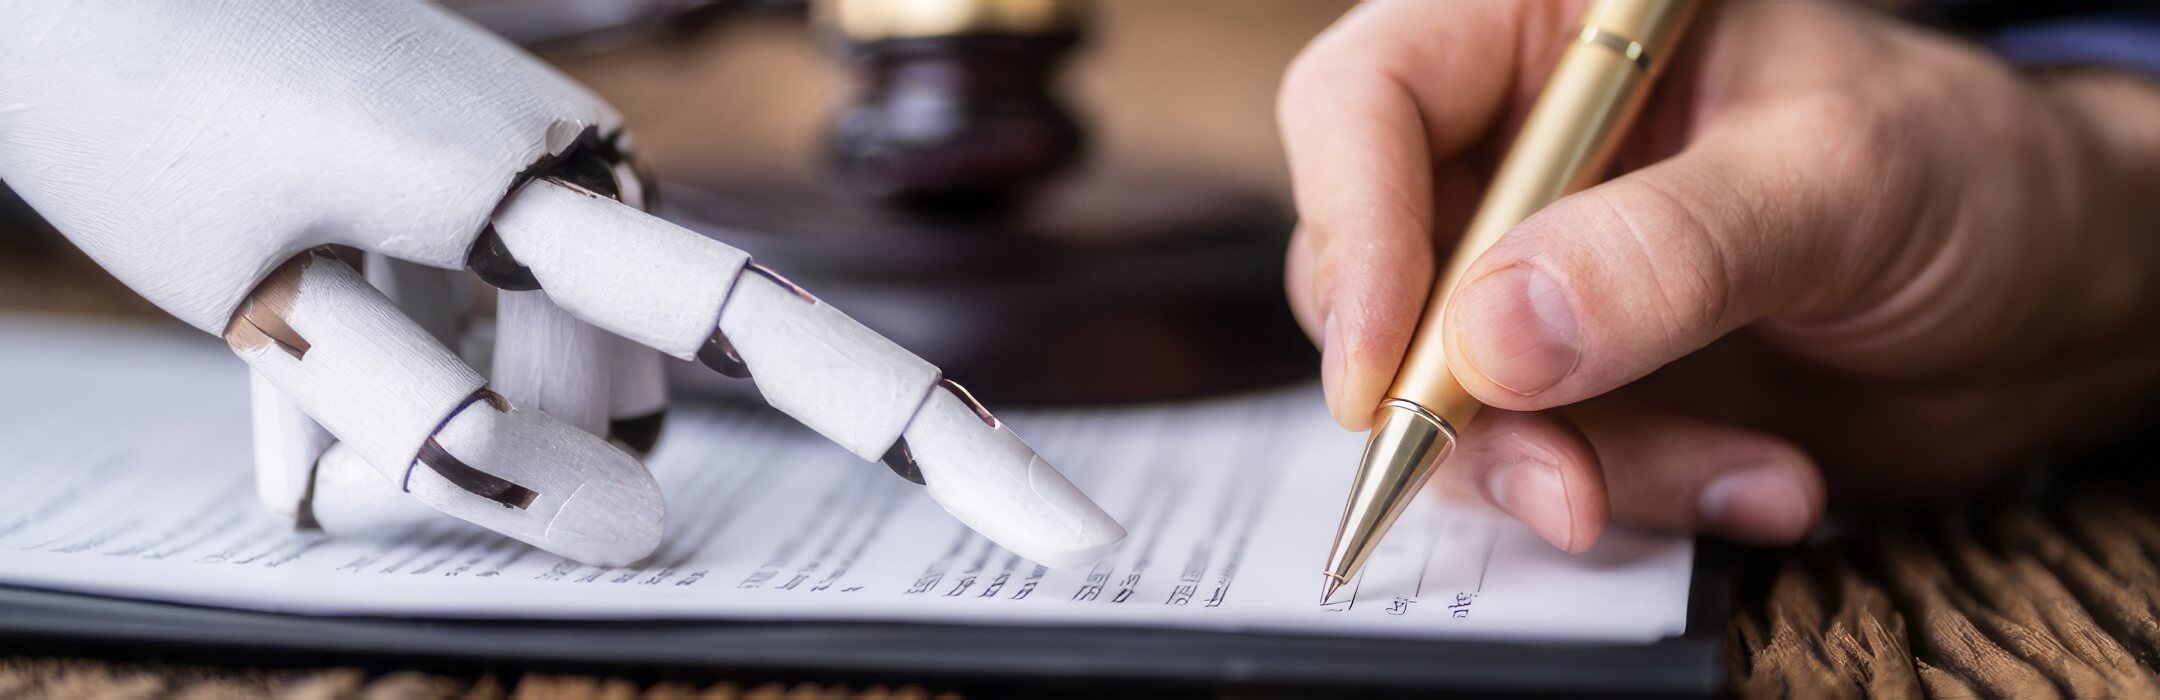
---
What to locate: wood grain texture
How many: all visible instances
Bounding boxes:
[1735,481,2160,699]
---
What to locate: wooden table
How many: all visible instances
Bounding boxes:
[1730,472,2160,699]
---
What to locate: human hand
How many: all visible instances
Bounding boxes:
[1279,1,2160,550]
[1,3,1124,568]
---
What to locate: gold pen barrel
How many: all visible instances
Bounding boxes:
[1387,0,1697,425]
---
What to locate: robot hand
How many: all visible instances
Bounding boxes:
[0,2,1125,568]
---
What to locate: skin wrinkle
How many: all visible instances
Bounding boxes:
[1278,51,1429,228]
[1773,202,1981,380]
[1478,422,1589,551]
[1749,92,1975,376]
[1279,1,1521,397]
[1803,95,1895,295]
[1386,10,1516,160]
[1831,121,1912,315]
[1950,203,2048,362]
[1284,227,1323,338]
[1554,452,1581,552]
[1283,228,1314,326]
[1330,280,1396,416]
[1279,54,1437,389]
[1309,211,1431,423]
[1599,176,1734,352]
[1754,36,2068,373]
[1313,2,1528,165]
[2017,85,2154,365]
[1569,401,1818,536]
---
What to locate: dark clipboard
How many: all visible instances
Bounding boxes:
[0,546,1728,695]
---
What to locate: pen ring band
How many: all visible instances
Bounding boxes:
[1576,26,1650,71]
[1378,399,1458,442]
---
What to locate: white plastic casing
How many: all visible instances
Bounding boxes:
[491,179,942,463]
[311,442,441,535]
[486,181,1122,567]
[0,2,617,332]
[494,290,613,437]
[248,371,334,521]
[232,257,485,485]
[409,402,664,566]
[717,272,943,463]
[905,387,1127,568]
[489,180,748,359]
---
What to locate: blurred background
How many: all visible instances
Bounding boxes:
[0,0,1357,406]
[524,0,1342,199]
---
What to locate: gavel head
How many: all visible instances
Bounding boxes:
[817,0,1088,210]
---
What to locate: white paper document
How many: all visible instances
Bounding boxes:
[0,318,1694,643]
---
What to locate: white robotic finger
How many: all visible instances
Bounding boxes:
[248,370,333,523]
[903,382,1127,568]
[310,442,438,535]
[487,179,746,358]
[225,250,663,565]
[608,336,669,455]
[258,254,464,528]
[717,270,940,460]
[493,290,612,438]
[365,251,499,386]
[491,178,934,457]
[228,251,485,478]
[412,394,662,566]
[488,179,1125,567]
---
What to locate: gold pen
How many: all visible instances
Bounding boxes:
[1320,0,1698,602]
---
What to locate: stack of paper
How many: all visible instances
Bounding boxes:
[0,317,1693,643]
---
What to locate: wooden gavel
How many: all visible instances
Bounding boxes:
[816,0,1089,207]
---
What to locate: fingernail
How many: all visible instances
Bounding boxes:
[1320,311,1348,422]
[1488,459,1575,551]
[1700,466,1813,544]
[1455,266,1580,396]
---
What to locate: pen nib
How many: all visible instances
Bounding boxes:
[1318,402,1454,607]
[1319,575,1344,605]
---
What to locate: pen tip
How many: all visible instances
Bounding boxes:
[1319,575,1343,605]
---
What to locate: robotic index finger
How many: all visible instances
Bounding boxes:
[489,176,1128,569]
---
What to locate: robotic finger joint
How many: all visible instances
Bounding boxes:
[223,251,332,359]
